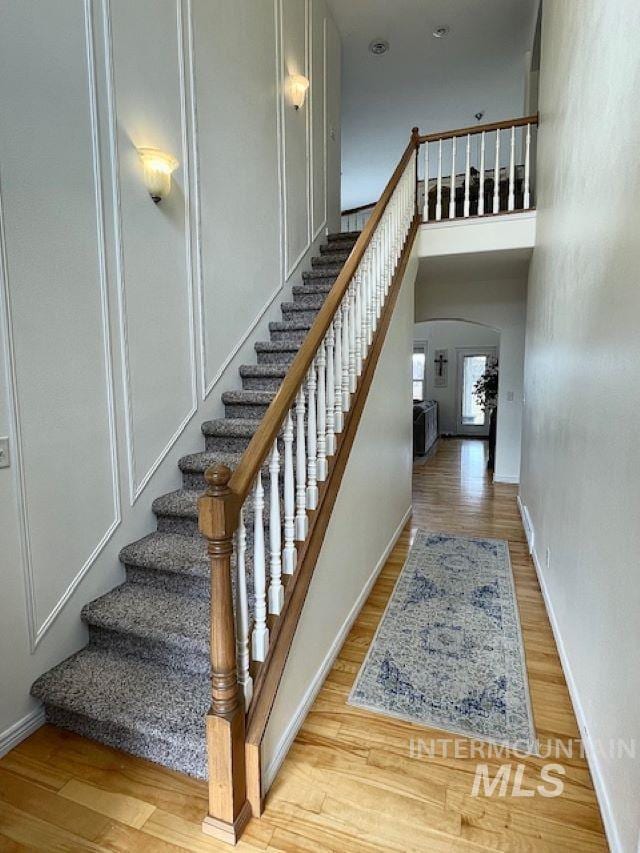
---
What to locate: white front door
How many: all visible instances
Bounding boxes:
[455,348,497,436]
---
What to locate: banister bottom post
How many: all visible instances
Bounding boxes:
[202,712,252,844]
[199,464,251,844]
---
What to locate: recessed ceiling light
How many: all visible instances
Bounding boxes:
[369,39,389,55]
[432,26,450,39]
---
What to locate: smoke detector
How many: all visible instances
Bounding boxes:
[369,39,389,55]
[432,26,450,39]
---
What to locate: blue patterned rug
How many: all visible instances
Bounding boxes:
[349,531,537,752]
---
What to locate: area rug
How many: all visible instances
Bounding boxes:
[348,530,537,752]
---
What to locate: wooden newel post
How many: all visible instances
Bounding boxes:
[198,463,251,844]
[411,126,420,215]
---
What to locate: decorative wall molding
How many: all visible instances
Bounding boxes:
[102,0,198,504]
[0,707,45,759]
[0,0,122,651]
[310,2,327,242]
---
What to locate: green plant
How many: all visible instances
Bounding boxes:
[473,360,499,412]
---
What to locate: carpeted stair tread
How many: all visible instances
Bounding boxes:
[327,230,360,241]
[82,583,209,657]
[312,251,350,266]
[221,389,276,407]
[31,648,209,752]
[152,489,200,521]
[302,267,342,280]
[179,449,269,478]
[254,340,300,353]
[201,417,265,439]
[292,282,333,296]
[239,364,289,379]
[120,532,208,576]
[320,239,357,254]
[269,320,313,333]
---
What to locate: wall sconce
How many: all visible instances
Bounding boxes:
[138,148,179,203]
[288,74,309,110]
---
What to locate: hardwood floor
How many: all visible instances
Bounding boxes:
[0,438,607,851]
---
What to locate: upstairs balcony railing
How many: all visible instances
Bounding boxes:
[341,114,539,232]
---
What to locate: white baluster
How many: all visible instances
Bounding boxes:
[493,129,501,214]
[348,283,357,393]
[294,387,308,540]
[341,296,350,410]
[268,442,284,615]
[316,343,327,481]
[251,472,268,662]
[449,136,457,219]
[355,269,364,376]
[306,362,318,510]
[464,134,471,218]
[523,123,531,209]
[436,139,443,221]
[282,411,296,574]
[478,131,485,216]
[422,141,429,221]
[333,309,344,433]
[235,507,253,707]
[325,324,336,454]
[508,125,515,212]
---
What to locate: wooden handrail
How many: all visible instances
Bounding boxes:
[226,130,420,505]
[418,113,539,144]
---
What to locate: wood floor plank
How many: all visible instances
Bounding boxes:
[1,438,608,851]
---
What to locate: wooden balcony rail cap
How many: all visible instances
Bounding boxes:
[418,113,539,144]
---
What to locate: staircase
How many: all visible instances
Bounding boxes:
[31,231,361,780]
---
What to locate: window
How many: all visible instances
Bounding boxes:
[461,355,487,425]
[412,347,426,401]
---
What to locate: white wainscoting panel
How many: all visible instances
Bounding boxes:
[310,0,327,240]
[106,0,197,503]
[0,0,120,646]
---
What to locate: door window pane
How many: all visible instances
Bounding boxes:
[462,355,487,425]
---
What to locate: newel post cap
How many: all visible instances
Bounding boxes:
[204,463,232,495]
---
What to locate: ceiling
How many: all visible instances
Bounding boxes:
[418,249,532,285]
[327,0,539,209]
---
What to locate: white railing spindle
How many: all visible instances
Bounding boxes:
[341,296,350,411]
[449,136,457,220]
[235,507,252,707]
[251,471,268,662]
[355,270,364,376]
[282,410,296,574]
[268,441,284,615]
[294,387,307,540]
[478,131,485,216]
[524,123,531,209]
[348,284,357,393]
[493,129,501,214]
[316,344,327,481]
[436,139,443,221]
[333,309,343,433]
[464,133,471,218]
[306,362,318,510]
[423,140,429,221]
[508,125,516,212]
[325,323,336,454]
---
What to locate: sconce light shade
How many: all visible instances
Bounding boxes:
[138,148,179,203]
[288,74,310,110]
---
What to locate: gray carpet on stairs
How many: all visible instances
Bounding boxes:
[30,232,359,778]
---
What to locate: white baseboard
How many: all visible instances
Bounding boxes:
[0,706,45,758]
[516,494,534,554]
[518,499,622,853]
[493,473,520,484]
[262,505,412,791]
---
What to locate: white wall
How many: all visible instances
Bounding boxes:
[0,0,341,746]
[414,320,500,435]
[261,249,417,789]
[328,0,538,209]
[414,252,527,482]
[519,2,640,850]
